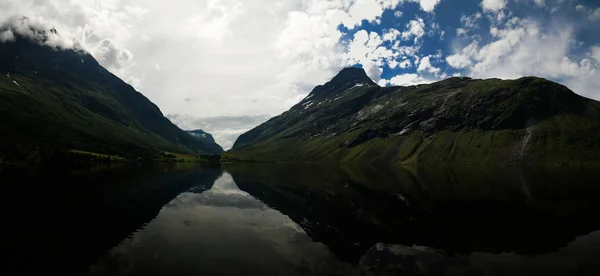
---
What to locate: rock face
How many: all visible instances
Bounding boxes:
[230,67,600,166]
[186,130,223,153]
[0,29,223,161]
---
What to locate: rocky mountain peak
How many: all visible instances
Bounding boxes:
[295,67,377,108]
[327,67,375,88]
[186,129,217,144]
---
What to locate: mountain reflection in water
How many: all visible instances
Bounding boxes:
[2,163,600,276]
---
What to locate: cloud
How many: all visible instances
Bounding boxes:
[398,59,412,68]
[415,0,441,12]
[574,4,600,21]
[446,17,600,98]
[1,0,401,145]
[461,12,482,28]
[380,73,433,86]
[341,15,427,82]
[590,8,600,21]
[2,0,598,149]
[481,0,507,12]
[446,54,470,69]
[0,28,15,42]
[343,0,389,29]
[0,1,149,86]
[344,29,400,82]
[417,56,440,74]
[0,0,439,116]
[0,16,79,49]
[591,46,600,64]
[166,114,271,150]
[401,17,426,43]
[94,39,133,69]
[446,41,478,69]
[533,0,545,8]
[383,28,401,41]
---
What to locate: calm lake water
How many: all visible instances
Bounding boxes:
[2,163,600,275]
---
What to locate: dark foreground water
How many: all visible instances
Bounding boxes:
[2,163,600,276]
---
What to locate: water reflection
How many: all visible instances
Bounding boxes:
[226,164,600,275]
[3,163,600,276]
[359,229,600,276]
[1,164,222,276]
[87,174,357,276]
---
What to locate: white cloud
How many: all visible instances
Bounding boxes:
[0,16,79,49]
[383,28,401,41]
[575,5,586,12]
[415,0,441,12]
[94,39,133,69]
[447,18,600,98]
[344,30,400,82]
[0,0,410,119]
[591,46,600,64]
[343,0,387,29]
[446,54,472,69]
[401,17,426,43]
[394,10,404,17]
[399,59,412,68]
[590,8,600,21]
[461,12,482,28]
[166,114,271,150]
[377,79,389,86]
[417,56,440,74]
[0,28,14,42]
[0,0,419,146]
[456,12,482,37]
[386,57,412,69]
[446,41,478,69]
[481,0,507,12]
[384,73,432,86]
[574,4,600,21]
[533,0,545,7]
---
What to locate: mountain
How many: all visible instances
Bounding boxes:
[228,67,600,166]
[186,129,223,153]
[0,27,223,163]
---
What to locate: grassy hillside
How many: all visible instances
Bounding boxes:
[0,32,223,163]
[228,68,600,166]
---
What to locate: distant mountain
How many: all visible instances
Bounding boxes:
[229,67,600,166]
[186,130,223,153]
[0,27,223,163]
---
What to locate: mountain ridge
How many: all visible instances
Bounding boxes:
[186,129,223,151]
[0,28,223,163]
[228,67,600,166]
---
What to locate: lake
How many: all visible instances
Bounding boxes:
[2,163,600,275]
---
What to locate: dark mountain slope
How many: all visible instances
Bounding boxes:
[0,31,223,162]
[229,67,600,166]
[186,130,223,152]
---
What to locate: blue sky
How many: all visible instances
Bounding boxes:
[3,0,600,148]
[338,0,600,98]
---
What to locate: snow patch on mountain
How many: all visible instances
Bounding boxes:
[190,132,208,139]
[6,72,20,86]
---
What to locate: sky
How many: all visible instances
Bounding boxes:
[1,0,600,149]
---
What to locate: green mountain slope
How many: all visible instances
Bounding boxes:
[228,67,600,166]
[0,31,223,163]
